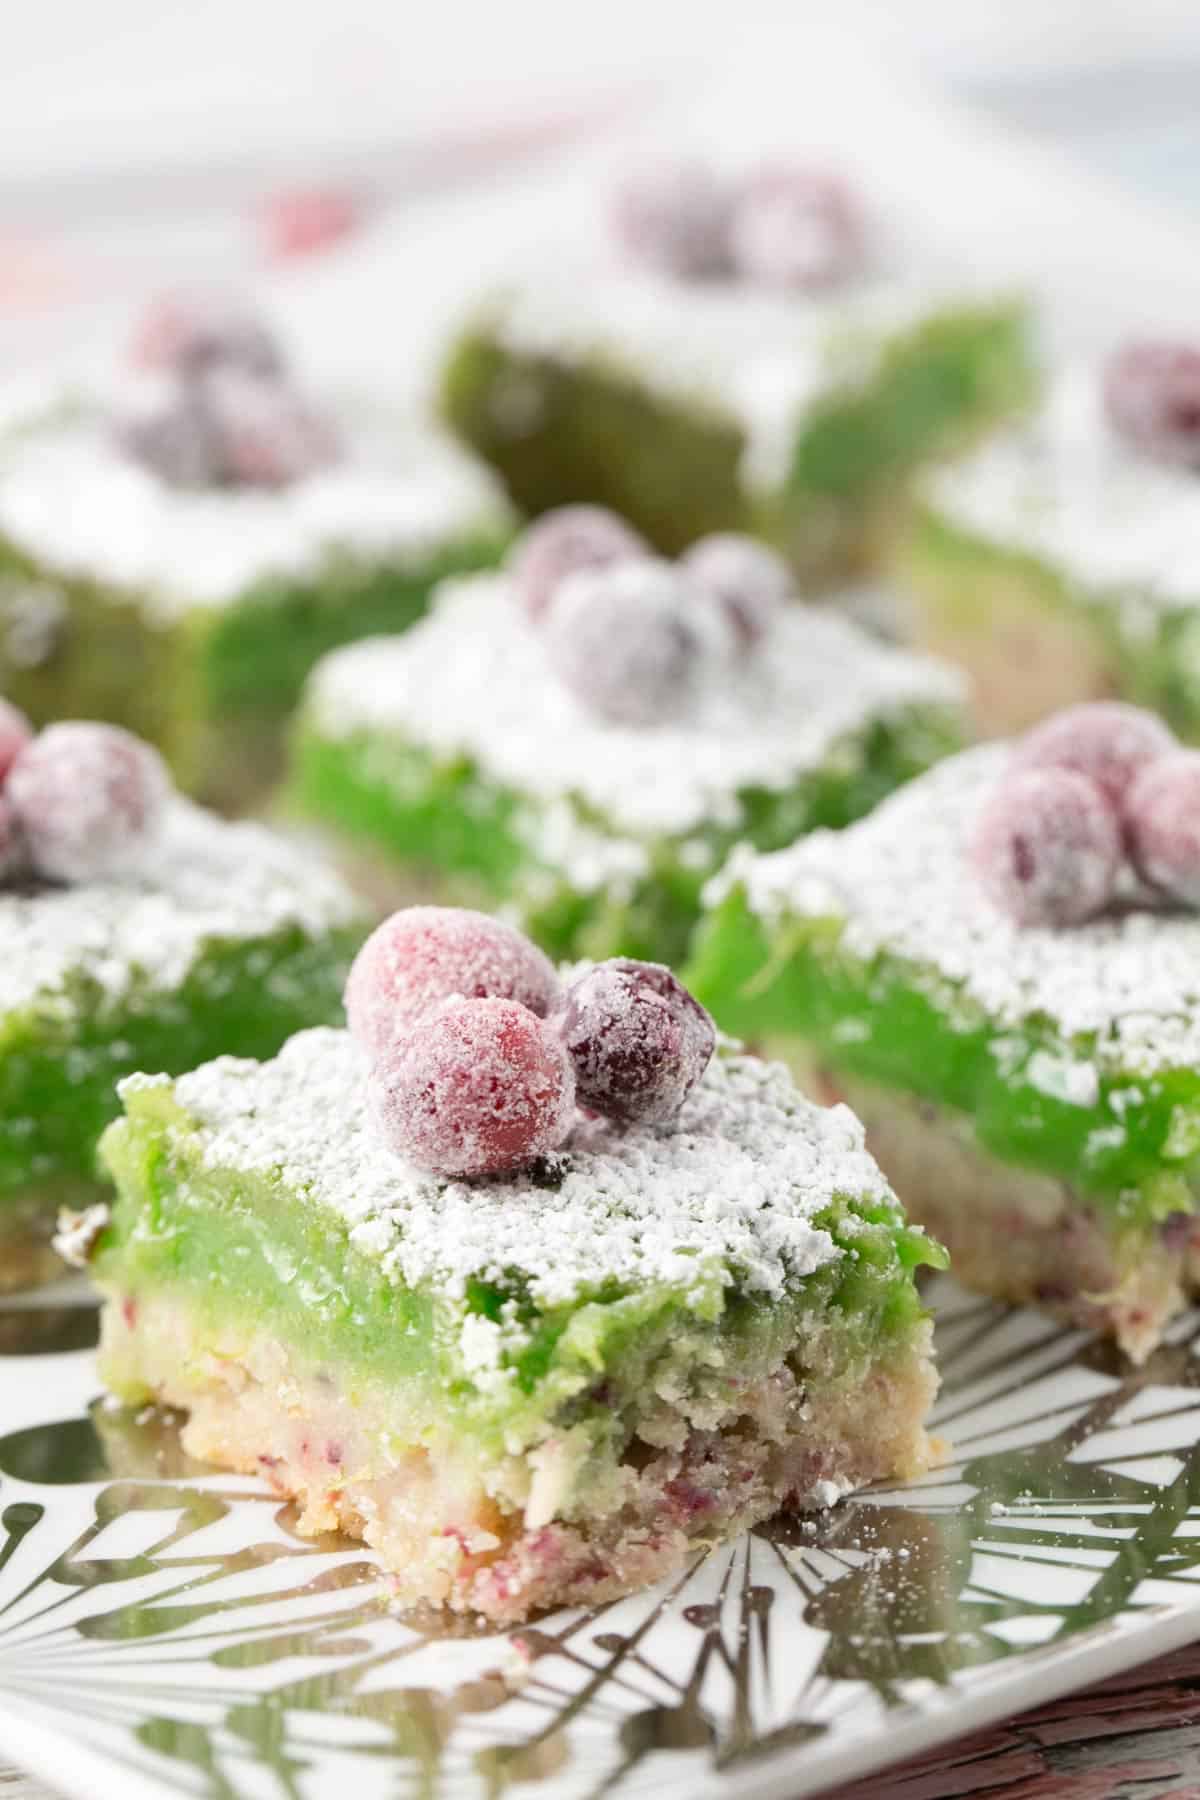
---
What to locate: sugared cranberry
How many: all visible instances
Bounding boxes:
[130,290,284,380]
[509,506,648,624]
[728,165,865,291]
[0,699,33,784]
[1103,341,1200,468]
[612,159,732,281]
[1014,702,1176,817]
[116,386,224,489]
[345,906,559,1059]
[1127,750,1200,904]
[545,560,704,727]
[370,997,575,1179]
[8,723,170,883]
[260,187,360,261]
[200,369,339,488]
[555,959,715,1124]
[680,533,789,651]
[0,797,25,882]
[970,766,1121,928]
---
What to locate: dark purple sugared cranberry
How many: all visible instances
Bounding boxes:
[8,722,170,883]
[369,997,575,1179]
[728,165,865,291]
[1126,750,1200,905]
[1103,341,1200,469]
[970,766,1121,928]
[555,959,715,1125]
[0,699,32,785]
[200,368,339,489]
[130,290,285,380]
[1014,702,1176,819]
[545,560,704,727]
[509,506,648,624]
[680,533,789,651]
[345,905,560,1060]
[612,158,732,281]
[0,796,25,883]
[115,386,225,489]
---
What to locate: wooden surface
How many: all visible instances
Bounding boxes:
[4,1641,1200,1797]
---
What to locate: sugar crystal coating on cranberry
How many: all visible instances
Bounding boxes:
[130,290,285,380]
[1103,340,1200,469]
[115,383,226,488]
[345,905,560,1059]
[509,506,649,624]
[369,997,575,1179]
[545,559,705,727]
[1014,702,1176,815]
[680,533,789,651]
[970,766,1121,928]
[728,164,865,291]
[200,368,339,488]
[612,158,732,281]
[556,959,716,1125]
[8,722,171,883]
[1126,750,1200,904]
[0,699,32,785]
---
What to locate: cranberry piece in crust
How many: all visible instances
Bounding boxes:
[370,997,575,1179]
[728,165,865,292]
[1103,340,1200,468]
[1014,702,1176,819]
[260,188,360,261]
[8,722,170,884]
[612,158,732,281]
[1127,750,1200,905]
[680,533,789,650]
[556,959,716,1125]
[130,290,285,380]
[345,906,560,1060]
[545,560,705,727]
[509,506,648,625]
[970,766,1122,928]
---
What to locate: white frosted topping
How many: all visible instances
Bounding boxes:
[927,362,1200,609]
[0,406,509,616]
[723,743,1200,1079]
[305,573,964,845]
[492,265,969,495]
[159,1027,890,1309]
[0,800,358,1018]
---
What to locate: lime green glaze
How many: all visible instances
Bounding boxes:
[95,1072,943,1461]
[906,506,1200,742]
[0,529,510,808]
[441,300,1034,582]
[0,919,361,1220]
[291,704,965,965]
[688,885,1200,1225]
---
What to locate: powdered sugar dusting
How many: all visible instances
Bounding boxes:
[0,800,359,1020]
[159,1028,886,1308]
[0,407,509,615]
[305,574,964,843]
[723,743,1200,1079]
[927,362,1200,609]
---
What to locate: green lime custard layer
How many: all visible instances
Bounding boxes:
[94,1075,942,1472]
[688,887,1200,1228]
[0,529,508,806]
[291,705,964,965]
[904,507,1200,741]
[0,922,359,1216]
[441,301,1033,580]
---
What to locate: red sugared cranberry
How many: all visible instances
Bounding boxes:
[680,533,789,651]
[509,506,648,624]
[612,159,732,281]
[345,906,559,1059]
[130,290,285,380]
[545,560,704,727]
[728,165,865,292]
[1103,341,1200,468]
[0,699,32,784]
[555,959,715,1124]
[8,722,170,883]
[970,766,1121,928]
[1014,702,1176,816]
[370,997,575,1178]
[1126,750,1200,904]
[260,188,360,261]
[200,369,339,489]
